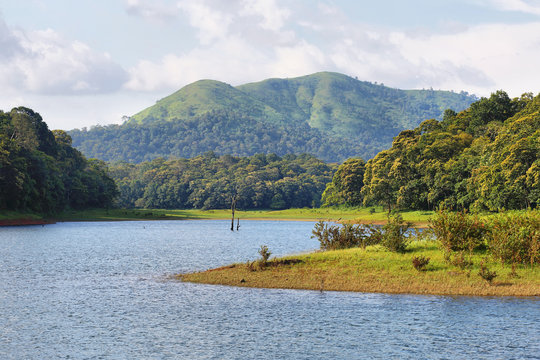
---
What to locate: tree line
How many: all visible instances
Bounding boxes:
[108,152,336,210]
[322,91,539,211]
[0,107,117,214]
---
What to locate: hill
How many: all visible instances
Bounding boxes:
[70,72,476,162]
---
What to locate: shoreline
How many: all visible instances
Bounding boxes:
[0,218,56,227]
[1,207,434,227]
[179,242,540,297]
[0,216,430,228]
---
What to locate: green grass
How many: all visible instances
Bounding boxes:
[49,207,434,224]
[0,211,44,221]
[180,239,540,296]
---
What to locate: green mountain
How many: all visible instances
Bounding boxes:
[70,72,476,162]
[130,79,285,124]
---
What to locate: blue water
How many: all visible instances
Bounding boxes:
[1,220,538,359]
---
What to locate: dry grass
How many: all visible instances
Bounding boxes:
[179,241,540,297]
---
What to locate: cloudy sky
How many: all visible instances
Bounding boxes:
[0,0,539,130]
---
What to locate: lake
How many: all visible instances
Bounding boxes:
[1,220,538,359]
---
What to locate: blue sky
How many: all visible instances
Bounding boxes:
[1,0,539,129]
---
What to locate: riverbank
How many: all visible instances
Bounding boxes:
[0,207,433,226]
[0,211,54,226]
[180,241,540,297]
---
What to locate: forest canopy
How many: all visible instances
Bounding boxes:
[325,91,539,212]
[0,107,117,214]
[108,153,336,210]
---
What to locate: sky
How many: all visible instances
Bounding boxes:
[0,0,540,130]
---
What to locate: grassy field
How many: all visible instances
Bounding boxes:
[48,207,434,225]
[180,240,540,297]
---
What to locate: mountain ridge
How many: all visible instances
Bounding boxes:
[70,72,477,162]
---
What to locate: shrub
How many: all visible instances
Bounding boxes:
[412,255,430,271]
[311,221,380,250]
[486,211,539,266]
[430,209,488,255]
[478,260,497,284]
[311,216,414,253]
[381,214,412,253]
[450,251,473,269]
[246,260,256,272]
[258,245,272,266]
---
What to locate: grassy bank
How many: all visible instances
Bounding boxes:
[0,211,44,221]
[50,207,433,224]
[180,240,540,297]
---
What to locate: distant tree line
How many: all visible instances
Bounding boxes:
[322,91,539,211]
[108,153,336,210]
[0,107,117,214]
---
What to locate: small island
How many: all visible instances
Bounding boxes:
[180,244,539,297]
[181,211,540,297]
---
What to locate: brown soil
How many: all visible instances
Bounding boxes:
[0,218,55,226]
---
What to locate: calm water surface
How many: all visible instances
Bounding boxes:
[1,220,538,359]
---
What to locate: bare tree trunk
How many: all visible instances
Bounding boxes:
[231,194,237,231]
[236,217,240,231]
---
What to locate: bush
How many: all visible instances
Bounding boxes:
[412,255,430,271]
[381,214,412,253]
[258,245,272,266]
[311,216,412,253]
[486,211,539,266]
[430,209,488,254]
[311,221,380,250]
[450,251,473,269]
[478,260,497,284]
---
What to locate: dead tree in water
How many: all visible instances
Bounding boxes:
[236,217,240,231]
[230,194,237,231]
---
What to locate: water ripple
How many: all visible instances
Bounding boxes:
[1,220,538,359]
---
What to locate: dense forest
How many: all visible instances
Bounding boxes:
[108,153,336,210]
[69,111,369,163]
[0,107,117,214]
[70,72,476,162]
[323,91,539,211]
[3,89,536,216]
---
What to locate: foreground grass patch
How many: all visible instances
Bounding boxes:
[180,241,540,297]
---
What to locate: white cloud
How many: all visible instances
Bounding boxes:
[177,1,233,45]
[240,0,291,31]
[125,0,540,99]
[0,18,128,96]
[125,35,327,92]
[125,0,179,22]
[391,22,540,95]
[485,0,540,15]
[4,0,540,130]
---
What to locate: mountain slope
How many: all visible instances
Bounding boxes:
[70,72,477,162]
[130,79,285,124]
